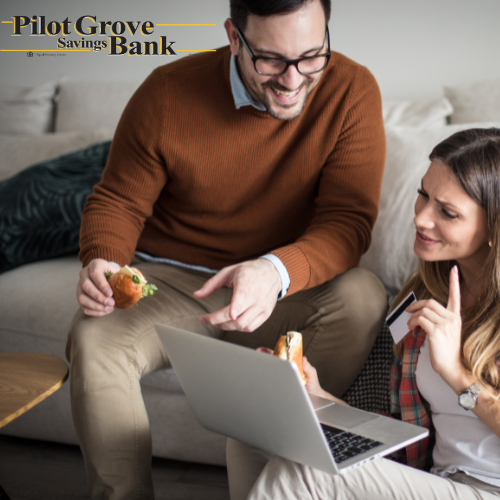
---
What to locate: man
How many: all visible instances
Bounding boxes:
[66,0,387,498]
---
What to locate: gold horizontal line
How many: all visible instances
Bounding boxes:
[156,24,216,26]
[107,54,176,56]
[2,21,13,23]
[177,49,216,52]
[1,49,91,52]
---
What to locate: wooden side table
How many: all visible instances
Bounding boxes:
[0,353,69,499]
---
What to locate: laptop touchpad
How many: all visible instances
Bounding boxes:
[316,403,378,429]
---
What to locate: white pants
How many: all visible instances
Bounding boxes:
[227,439,500,500]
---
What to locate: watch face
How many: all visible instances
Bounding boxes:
[459,393,475,409]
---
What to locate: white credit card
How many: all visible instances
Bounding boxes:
[386,292,417,343]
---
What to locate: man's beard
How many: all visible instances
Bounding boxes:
[260,81,311,121]
[236,54,315,121]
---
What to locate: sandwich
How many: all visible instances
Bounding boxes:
[273,331,307,385]
[105,265,158,309]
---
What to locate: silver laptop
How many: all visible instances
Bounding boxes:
[156,324,428,474]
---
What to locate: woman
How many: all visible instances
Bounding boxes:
[226,128,500,500]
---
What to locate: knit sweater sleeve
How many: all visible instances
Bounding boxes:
[271,67,385,294]
[79,69,167,267]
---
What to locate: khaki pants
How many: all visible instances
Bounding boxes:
[66,263,387,499]
[227,440,500,500]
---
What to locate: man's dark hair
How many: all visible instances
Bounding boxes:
[230,0,331,31]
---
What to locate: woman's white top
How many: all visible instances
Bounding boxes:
[415,337,500,486]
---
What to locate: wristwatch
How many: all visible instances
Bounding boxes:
[458,383,481,410]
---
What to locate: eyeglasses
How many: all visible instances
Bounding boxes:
[236,25,331,76]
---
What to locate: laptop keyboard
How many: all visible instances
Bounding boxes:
[321,423,383,464]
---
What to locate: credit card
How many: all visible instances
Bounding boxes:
[386,292,417,343]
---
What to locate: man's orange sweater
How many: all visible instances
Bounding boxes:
[79,46,385,295]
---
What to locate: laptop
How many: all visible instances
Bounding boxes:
[156,324,428,474]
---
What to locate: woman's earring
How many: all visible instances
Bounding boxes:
[489,241,492,247]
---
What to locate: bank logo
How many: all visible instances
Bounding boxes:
[3,16,216,58]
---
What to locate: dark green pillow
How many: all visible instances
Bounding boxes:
[0,140,111,273]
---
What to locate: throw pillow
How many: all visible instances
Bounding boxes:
[343,319,392,414]
[360,121,500,297]
[382,97,453,128]
[0,141,112,274]
[55,81,140,133]
[445,80,500,124]
[0,81,58,135]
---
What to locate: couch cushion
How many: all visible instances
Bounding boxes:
[0,82,58,135]
[0,141,111,274]
[360,121,500,297]
[445,80,500,124]
[0,256,82,342]
[0,130,114,181]
[55,81,140,133]
[382,97,453,127]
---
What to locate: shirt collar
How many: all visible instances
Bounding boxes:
[230,53,267,112]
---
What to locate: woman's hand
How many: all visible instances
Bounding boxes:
[406,266,464,384]
[256,347,274,355]
[303,357,348,404]
[302,357,327,398]
[256,348,347,405]
[302,356,322,395]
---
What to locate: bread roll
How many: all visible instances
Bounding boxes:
[273,331,307,385]
[106,266,156,309]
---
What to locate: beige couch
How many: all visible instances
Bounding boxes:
[1,77,499,465]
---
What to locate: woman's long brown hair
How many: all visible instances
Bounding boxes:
[392,128,500,398]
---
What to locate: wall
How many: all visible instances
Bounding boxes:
[1,0,499,101]
[330,0,500,100]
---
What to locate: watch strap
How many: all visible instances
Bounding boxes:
[468,383,481,396]
[458,382,481,410]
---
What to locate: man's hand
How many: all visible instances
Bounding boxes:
[194,259,281,332]
[77,258,120,316]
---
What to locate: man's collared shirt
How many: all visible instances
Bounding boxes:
[229,53,267,112]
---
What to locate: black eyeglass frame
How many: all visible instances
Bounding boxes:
[236,25,331,76]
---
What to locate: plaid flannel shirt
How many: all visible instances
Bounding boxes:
[390,327,436,470]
